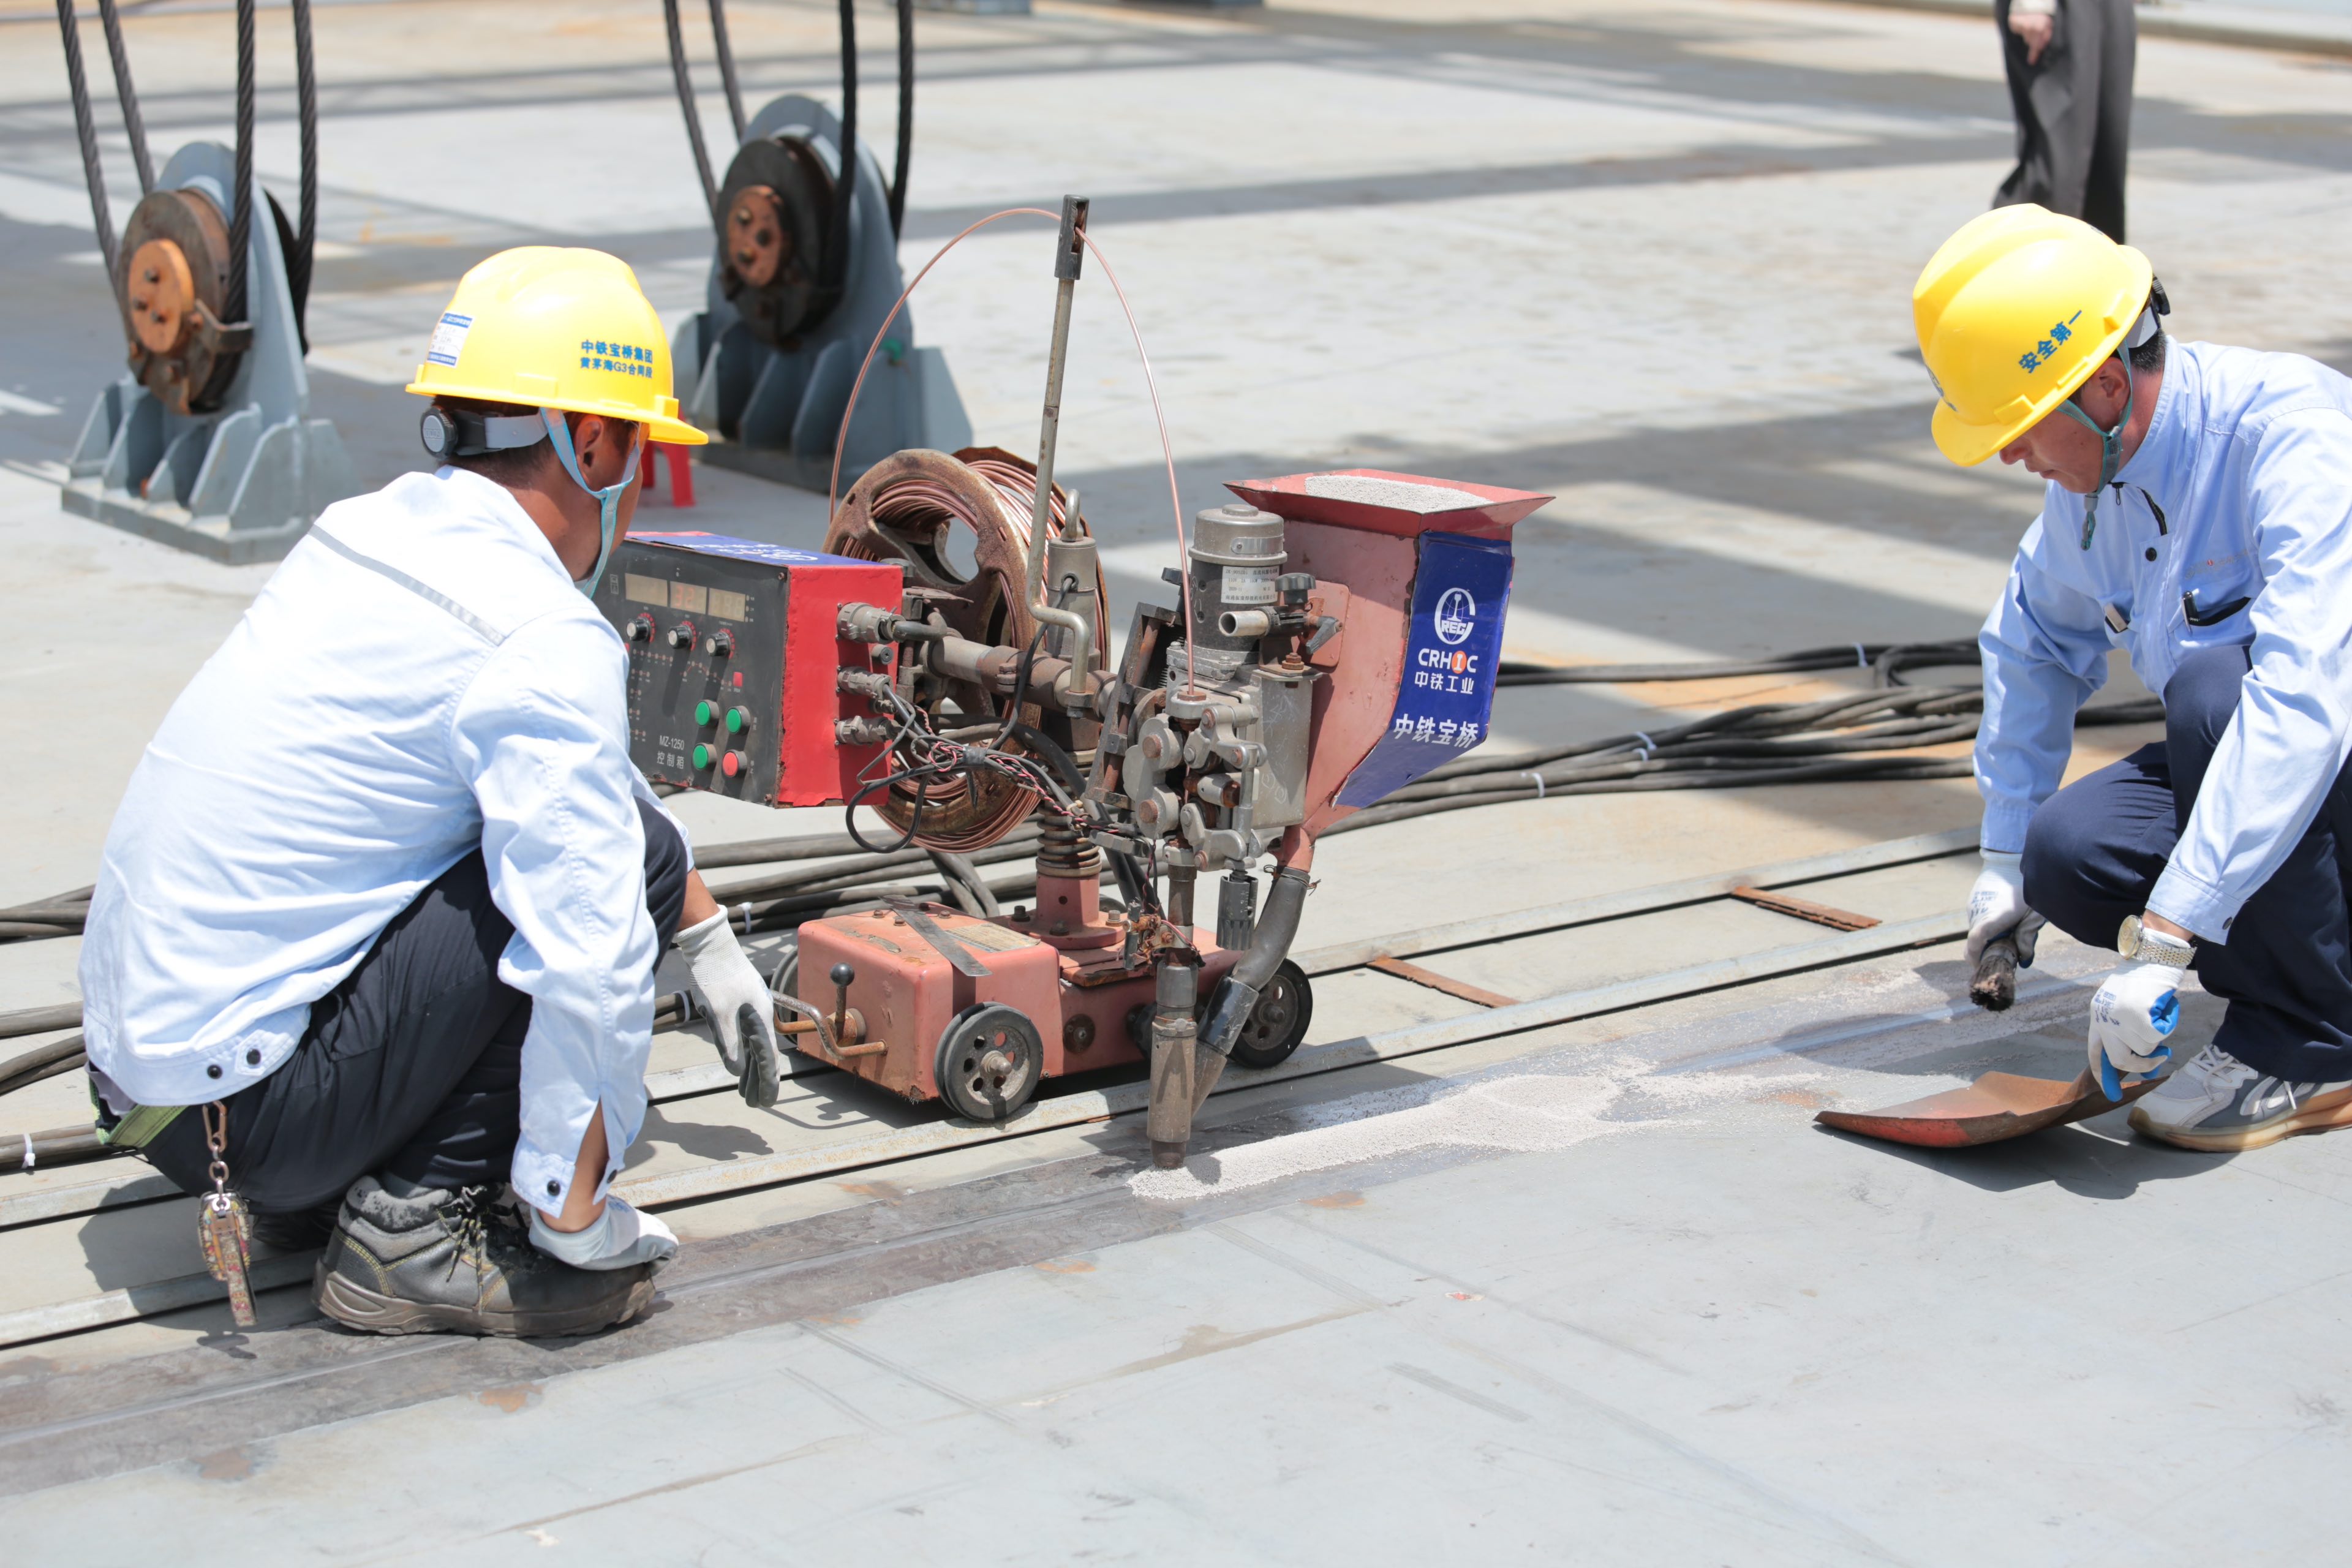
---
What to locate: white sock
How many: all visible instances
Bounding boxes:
[528,1196,678,1271]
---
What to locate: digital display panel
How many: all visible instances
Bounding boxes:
[669,581,707,614]
[623,573,668,607]
[707,587,748,621]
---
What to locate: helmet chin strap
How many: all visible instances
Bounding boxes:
[2054,301,2163,549]
[541,409,644,595]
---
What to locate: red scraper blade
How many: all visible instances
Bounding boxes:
[1814,1069,2160,1148]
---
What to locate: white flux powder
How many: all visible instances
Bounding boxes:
[1131,1073,1626,1202]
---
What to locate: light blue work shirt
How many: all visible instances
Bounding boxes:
[1977,338,2352,940]
[80,466,686,1218]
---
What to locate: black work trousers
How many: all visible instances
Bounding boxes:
[2022,647,2352,1085]
[1994,0,2135,243]
[139,800,690,1213]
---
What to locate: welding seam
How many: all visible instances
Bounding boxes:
[605,913,1966,1211]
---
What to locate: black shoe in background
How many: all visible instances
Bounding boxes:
[312,1176,657,1337]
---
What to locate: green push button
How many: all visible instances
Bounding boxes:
[726,706,752,734]
[692,742,715,770]
[694,699,718,727]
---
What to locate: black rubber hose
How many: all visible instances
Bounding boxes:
[890,0,912,236]
[288,0,317,345]
[706,0,747,143]
[227,0,255,328]
[1496,639,1981,688]
[55,1,119,285]
[927,850,999,917]
[831,0,857,291]
[1,1003,84,1039]
[96,0,153,195]
[1200,865,1309,1053]
[663,0,720,220]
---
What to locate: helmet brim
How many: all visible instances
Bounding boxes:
[406,380,709,447]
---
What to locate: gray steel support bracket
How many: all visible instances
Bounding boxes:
[60,141,358,564]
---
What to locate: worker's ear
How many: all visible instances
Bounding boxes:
[2077,359,2132,426]
[570,413,641,489]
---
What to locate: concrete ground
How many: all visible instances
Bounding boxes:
[0,1,2348,1559]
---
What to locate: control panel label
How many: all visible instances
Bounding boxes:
[1335,530,1513,809]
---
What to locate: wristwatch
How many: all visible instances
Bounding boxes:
[2118,913,2195,968]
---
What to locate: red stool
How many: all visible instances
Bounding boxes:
[644,442,695,507]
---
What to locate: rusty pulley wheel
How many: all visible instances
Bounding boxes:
[933,1003,1043,1122]
[715,134,840,346]
[118,186,243,415]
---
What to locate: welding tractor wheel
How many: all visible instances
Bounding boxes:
[935,1005,1044,1122]
[1226,960,1314,1071]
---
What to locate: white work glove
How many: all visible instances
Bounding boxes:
[1966,849,2045,967]
[529,1194,679,1272]
[2087,960,2184,1101]
[676,908,782,1107]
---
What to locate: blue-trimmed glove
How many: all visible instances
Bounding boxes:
[2087,960,2183,1100]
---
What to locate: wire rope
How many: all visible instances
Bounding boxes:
[663,0,720,220]
[95,0,152,195]
[53,1,119,285]
[890,0,913,237]
[288,0,318,342]
[706,0,748,143]
[225,0,255,329]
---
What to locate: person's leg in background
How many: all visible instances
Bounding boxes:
[2081,0,2136,243]
[1994,0,2109,230]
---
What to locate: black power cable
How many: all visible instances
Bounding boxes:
[95,0,152,195]
[54,1,119,285]
[225,0,255,331]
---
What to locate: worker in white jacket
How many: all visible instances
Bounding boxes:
[80,248,782,1336]
[1917,206,2352,1153]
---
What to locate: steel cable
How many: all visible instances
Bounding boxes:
[663,0,720,219]
[226,0,255,330]
[54,1,119,284]
[707,0,748,143]
[831,0,858,292]
[96,0,152,195]
[288,0,318,344]
[891,0,913,236]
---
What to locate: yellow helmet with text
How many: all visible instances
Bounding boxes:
[1912,205,2153,467]
[405,246,706,446]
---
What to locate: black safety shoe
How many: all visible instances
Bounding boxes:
[312,1177,657,1337]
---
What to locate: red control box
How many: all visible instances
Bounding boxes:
[598,532,902,807]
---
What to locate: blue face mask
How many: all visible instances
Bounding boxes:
[540,409,644,595]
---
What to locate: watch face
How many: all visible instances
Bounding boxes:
[2117,913,2142,956]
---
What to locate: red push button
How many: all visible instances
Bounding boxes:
[720,750,746,778]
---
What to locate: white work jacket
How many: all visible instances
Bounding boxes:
[79,467,684,1217]
[1977,339,2352,940]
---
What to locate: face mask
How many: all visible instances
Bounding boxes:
[540,409,644,595]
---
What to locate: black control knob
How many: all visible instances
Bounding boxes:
[624,614,655,643]
[703,628,735,657]
[1277,572,1316,608]
[665,620,696,650]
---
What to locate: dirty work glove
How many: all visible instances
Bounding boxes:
[529,1194,678,1272]
[1966,849,2045,967]
[676,908,781,1107]
[2087,960,2184,1101]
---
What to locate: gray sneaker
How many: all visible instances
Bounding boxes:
[2128,1043,2352,1152]
[312,1177,658,1337]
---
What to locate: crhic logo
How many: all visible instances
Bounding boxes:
[1434,587,1476,646]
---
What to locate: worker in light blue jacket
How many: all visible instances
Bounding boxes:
[1914,205,2352,1152]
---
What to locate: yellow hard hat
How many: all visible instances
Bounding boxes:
[1913,205,2153,466]
[406,246,706,446]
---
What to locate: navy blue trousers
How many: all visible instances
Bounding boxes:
[138,799,690,1212]
[2022,646,2352,1083]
